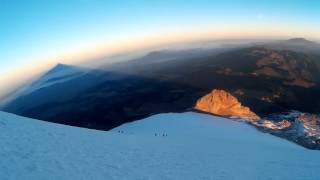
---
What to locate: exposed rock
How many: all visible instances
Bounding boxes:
[254,67,282,78]
[256,51,285,67]
[194,89,260,121]
[233,89,245,96]
[264,111,320,149]
[254,119,291,130]
[296,113,320,138]
[260,96,273,103]
[284,79,315,88]
[260,92,282,103]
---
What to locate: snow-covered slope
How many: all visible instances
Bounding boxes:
[0,111,319,180]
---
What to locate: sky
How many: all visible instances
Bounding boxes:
[0,0,320,99]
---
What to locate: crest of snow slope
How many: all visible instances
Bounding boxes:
[0,111,320,180]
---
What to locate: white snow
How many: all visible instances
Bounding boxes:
[0,111,320,180]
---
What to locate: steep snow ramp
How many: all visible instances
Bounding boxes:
[0,111,319,180]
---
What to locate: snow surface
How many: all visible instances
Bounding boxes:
[0,111,320,180]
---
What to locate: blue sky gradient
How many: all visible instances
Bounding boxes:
[0,0,319,96]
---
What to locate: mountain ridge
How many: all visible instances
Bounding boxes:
[2,41,320,149]
[194,89,260,121]
[286,38,315,44]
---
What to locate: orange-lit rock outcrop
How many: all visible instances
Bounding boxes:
[195,89,260,121]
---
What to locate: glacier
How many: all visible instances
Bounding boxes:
[0,111,319,180]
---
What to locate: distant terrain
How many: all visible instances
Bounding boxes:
[2,38,320,149]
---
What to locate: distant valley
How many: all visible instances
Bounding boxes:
[2,38,320,149]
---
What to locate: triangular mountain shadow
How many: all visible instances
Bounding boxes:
[43,63,86,77]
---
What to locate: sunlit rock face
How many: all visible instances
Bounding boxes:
[194,89,260,121]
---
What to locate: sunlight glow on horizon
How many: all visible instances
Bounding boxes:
[1,0,320,100]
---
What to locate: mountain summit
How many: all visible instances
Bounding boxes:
[44,63,83,76]
[286,38,314,44]
[194,89,260,121]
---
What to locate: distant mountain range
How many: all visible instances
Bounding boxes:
[2,38,320,148]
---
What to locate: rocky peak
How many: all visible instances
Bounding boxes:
[194,89,260,121]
